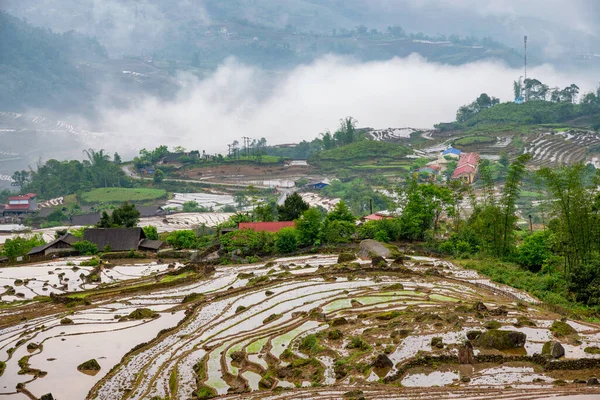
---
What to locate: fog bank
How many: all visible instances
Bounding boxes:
[96,54,598,154]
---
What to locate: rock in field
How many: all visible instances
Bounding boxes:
[542,341,565,359]
[359,240,391,259]
[476,330,526,350]
[459,341,474,364]
[372,354,393,369]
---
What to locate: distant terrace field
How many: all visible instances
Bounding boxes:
[80,188,167,204]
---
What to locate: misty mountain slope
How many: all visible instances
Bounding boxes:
[0,11,108,112]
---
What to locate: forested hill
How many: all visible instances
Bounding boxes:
[0,11,107,112]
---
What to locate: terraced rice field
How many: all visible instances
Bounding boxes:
[522,131,600,167]
[2,255,600,399]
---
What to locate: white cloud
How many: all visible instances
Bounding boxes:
[96,54,599,155]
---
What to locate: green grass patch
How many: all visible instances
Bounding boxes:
[454,135,495,146]
[80,187,167,204]
[456,258,597,319]
[160,272,194,283]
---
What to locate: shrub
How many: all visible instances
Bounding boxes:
[220,229,274,256]
[346,336,371,351]
[322,220,356,244]
[166,230,197,250]
[72,240,98,256]
[275,228,299,254]
[517,231,552,272]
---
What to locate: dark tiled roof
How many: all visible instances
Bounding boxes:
[83,228,146,252]
[139,239,163,250]
[136,206,165,217]
[27,234,78,256]
[71,213,101,226]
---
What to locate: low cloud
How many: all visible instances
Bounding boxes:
[95,55,599,155]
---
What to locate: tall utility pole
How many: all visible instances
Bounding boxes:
[524,35,528,102]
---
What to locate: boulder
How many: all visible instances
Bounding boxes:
[431,337,444,349]
[337,253,357,263]
[372,354,393,369]
[332,317,348,326]
[473,302,488,312]
[587,377,600,386]
[77,359,101,372]
[259,376,276,389]
[458,341,474,364]
[40,395,54,400]
[371,256,388,268]
[359,240,391,259]
[476,330,526,350]
[542,341,565,359]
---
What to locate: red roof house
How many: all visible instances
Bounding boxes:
[238,222,295,233]
[451,153,480,183]
[3,193,37,215]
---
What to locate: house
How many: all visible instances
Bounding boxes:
[442,148,461,158]
[308,179,331,190]
[83,228,163,252]
[3,193,37,216]
[27,234,79,257]
[451,152,480,184]
[71,213,102,226]
[238,222,295,233]
[361,213,394,222]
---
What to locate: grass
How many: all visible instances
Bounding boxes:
[454,135,495,146]
[160,272,194,283]
[169,367,178,395]
[456,258,598,320]
[80,187,167,204]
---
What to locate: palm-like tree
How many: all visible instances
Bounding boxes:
[83,148,111,187]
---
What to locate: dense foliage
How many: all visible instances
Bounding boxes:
[22,149,127,200]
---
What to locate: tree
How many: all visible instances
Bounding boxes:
[325,201,355,223]
[254,202,277,222]
[275,228,299,253]
[499,153,532,255]
[166,230,197,249]
[234,193,247,210]
[97,211,113,228]
[278,193,309,221]
[11,170,29,191]
[143,225,159,240]
[2,235,45,260]
[322,220,355,244]
[513,78,522,100]
[517,231,552,272]
[113,152,122,164]
[111,202,140,228]
[72,240,99,256]
[295,208,323,246]
[83,148,111,188]
[153,169,165,184]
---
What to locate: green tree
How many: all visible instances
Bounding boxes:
[278,193,309,221]
[113,152,122,164]
[517,231,552,272]
[72,240,99,255]
[166,230,197,249]
[153,169,165,184]
[111,202,140,228]
[11,170,29,192]
[2,235,45,260]
[322,220,356,244]
[254,202,277,222]
[325,201,355,223]
[143,225,159,240]
[97,211,113,228]
[295,208,323,246]
[83,148,111,188]
[275,228,299,253]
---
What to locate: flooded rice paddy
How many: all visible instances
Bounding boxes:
[1,255,600,399]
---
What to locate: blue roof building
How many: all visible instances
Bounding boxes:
[443,148,461,156]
